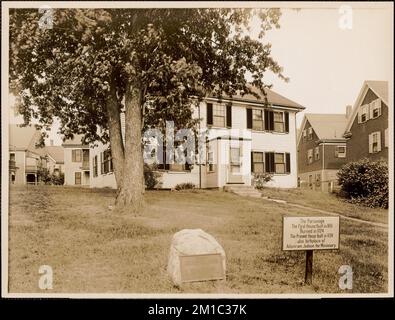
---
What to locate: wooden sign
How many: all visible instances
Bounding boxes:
[282,216,340,284]
[179,253,225,283]
[282,216,340,251]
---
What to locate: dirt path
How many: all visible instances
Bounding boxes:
[262,197,388,230]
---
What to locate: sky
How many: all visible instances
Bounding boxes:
[253,5,392,125]
[9,4,392,145]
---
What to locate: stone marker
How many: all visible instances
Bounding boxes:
[167,229,226,285]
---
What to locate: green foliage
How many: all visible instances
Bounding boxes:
[37,167,52,184]
[38,167,65,185]
[10,8,286,145]
[144,164,160,190]
[51,172,65,185]
[174,182,196,191]
[337,158,388,209]
[253,173,273,190]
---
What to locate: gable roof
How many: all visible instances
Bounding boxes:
[44,146,64,163]
[62,134,88,147]
[365,80,388,105]
[297,113,348,145]
[9,124,44,155]
[208,85,305,110]
[344,80,388,132]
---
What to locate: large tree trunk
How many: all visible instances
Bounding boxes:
[106,82,125,190]
[115,83,145,214]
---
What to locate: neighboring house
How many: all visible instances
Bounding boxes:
[44,145,65,175]
[62,135,90,186]
[90,86,304,189]
[297,113,350,192]
[343,80,388,162]
[9,124,46,185]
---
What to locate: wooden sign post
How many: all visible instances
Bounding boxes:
[282,216,340,285]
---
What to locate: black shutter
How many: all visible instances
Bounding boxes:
[251,152,254,173]
[226,104,232,128]
[270,152,275,173]
[265,152,271,173]
[264,109,269,130]
[286,153,291,173]
[246,108,252,129]
[207,103,213,126]
[284,112,289,133]
[269,111,274,131]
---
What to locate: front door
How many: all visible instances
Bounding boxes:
[227,147,244,184]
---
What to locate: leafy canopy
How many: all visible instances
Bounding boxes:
[10,8,287,145]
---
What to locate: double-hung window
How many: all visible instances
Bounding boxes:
[273,111,285,133]
[369,132,381,153]
[252,152,264,173]
[307,127,313,140]
[252,109,264,131]
[335,146,346,158]
[213,105,226,127]
[307,149,313,164]
[274,153,285,174]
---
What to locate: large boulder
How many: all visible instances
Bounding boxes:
[167,229,226,286]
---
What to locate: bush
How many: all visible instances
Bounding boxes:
[337,158,388,208]
[144,163,161,189]
[175,182,196,190]
[51,172,64,185]
[253,173,273,190]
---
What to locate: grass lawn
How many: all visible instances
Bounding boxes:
[260,187,388,225]
[8,185,388,294]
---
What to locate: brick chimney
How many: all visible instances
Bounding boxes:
[346,105,352,118]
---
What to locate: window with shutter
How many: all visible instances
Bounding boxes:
[252,109,264,131]
[315,147,320,160]
[307,149,313,164]
[273,111,285,133]
[360,104,369,123]
[212,104,226,127]
[308,127,313,140]
[370,131,381,153]
[252,152,264,173]
[274,153,285,174]
[370,99,382,119]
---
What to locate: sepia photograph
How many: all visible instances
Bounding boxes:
[1,1,393,300]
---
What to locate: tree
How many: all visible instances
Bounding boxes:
[10,8,287,213]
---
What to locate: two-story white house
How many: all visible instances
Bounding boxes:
[89,86,304,190]
[62,134,91,186]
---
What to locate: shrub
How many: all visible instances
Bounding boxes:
[37,167,52,184]
[144,163,161,189]
[337,158,388,208]
[175,182,196,190]
[253,173,273,190]
[51,172,64,185]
